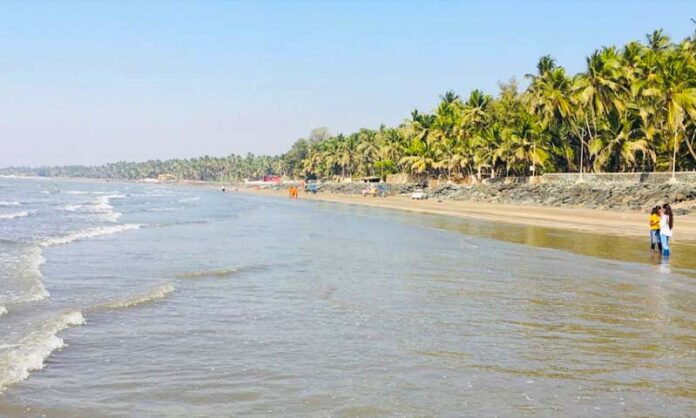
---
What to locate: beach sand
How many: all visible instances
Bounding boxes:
[242,187,696,242]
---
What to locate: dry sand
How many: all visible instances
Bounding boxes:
[242,187,696,243]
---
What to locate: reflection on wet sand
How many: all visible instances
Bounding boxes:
[419,213,696,273]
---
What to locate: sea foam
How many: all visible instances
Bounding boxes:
[0,307,7,318]
[0,211,29,220]
[40,224,141,247]
[0,311,85,392]
[62,204,84,212]
[0,246,49,305]
[146,207,181,212]
[21,247,49,303]
[88,194,126,222]
[0,201,20,207]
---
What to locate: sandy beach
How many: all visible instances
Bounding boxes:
[243,187,696,243]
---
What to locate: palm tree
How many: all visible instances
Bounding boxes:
[589,113,654,172]
[654,52,696,179]
[508,115,548,176]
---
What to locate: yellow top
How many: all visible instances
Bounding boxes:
[649,214,660,230]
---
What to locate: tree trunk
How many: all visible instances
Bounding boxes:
[686,129,696,164]
[672,130,679,179]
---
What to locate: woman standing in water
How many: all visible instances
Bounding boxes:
[649,206,662,252]
[660,203,674,257]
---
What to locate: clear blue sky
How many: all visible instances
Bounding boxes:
[1,0,694,166]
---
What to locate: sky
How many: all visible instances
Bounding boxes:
[0,0,694,167]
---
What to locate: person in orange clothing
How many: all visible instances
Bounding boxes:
[649,206,661,252]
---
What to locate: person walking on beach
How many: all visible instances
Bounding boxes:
[649,206,662,252]
[659,203,674,257]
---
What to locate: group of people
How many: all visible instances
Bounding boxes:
[649,203,674,257]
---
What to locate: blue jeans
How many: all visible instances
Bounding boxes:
[650,230,661,250]
[660,234,670,256]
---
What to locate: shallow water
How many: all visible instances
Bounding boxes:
[1,177,695,417]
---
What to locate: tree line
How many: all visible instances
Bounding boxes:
[3,28,695,182]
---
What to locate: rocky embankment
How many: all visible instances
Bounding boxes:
[291,181,696,214]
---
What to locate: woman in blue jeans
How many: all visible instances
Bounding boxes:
[659,203,674,257]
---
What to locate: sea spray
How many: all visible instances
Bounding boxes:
[40,224,141,247]
[0,311,85,392]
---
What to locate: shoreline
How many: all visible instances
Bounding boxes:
[4,175,694,243]
[240,187,696,244]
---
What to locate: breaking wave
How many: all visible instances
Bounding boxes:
[0,245,49,305]
[40,224,141,247]
[177,264,273,279]
[62,204,84,212]
[178,268,240,279]
[100,284,175,309]
[89,194,126,222]
[0,307,6,318]
[178,197,200,203]
[0,201,20,207]
[146,207,181,212]
[0,311,85,393]
[0,210,29,220]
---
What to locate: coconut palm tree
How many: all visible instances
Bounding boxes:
[653,52,696,179]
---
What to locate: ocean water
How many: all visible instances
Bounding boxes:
[0,176,695,417]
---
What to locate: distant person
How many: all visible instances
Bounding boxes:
[221,187,225,192]
[659,203,674,257]
[649,206,661,252]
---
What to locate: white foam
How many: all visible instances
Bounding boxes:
[0,246,50,305]
[62,204,84,211]
[65,191,89,195]
[0,311,85,393]
[40,224,141,247]
[178,197,200,203]
[146,207,181,212]
[0,201,20,206]
[0,211,29,220]
[87,194,126,222]
[25,248,49,303]
[101,211,123,222]
[0,307,6,317]
[101,284,175,309]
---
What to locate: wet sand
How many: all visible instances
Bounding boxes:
[242,188,696,243]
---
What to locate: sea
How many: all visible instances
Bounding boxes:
[0,176,695,417]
